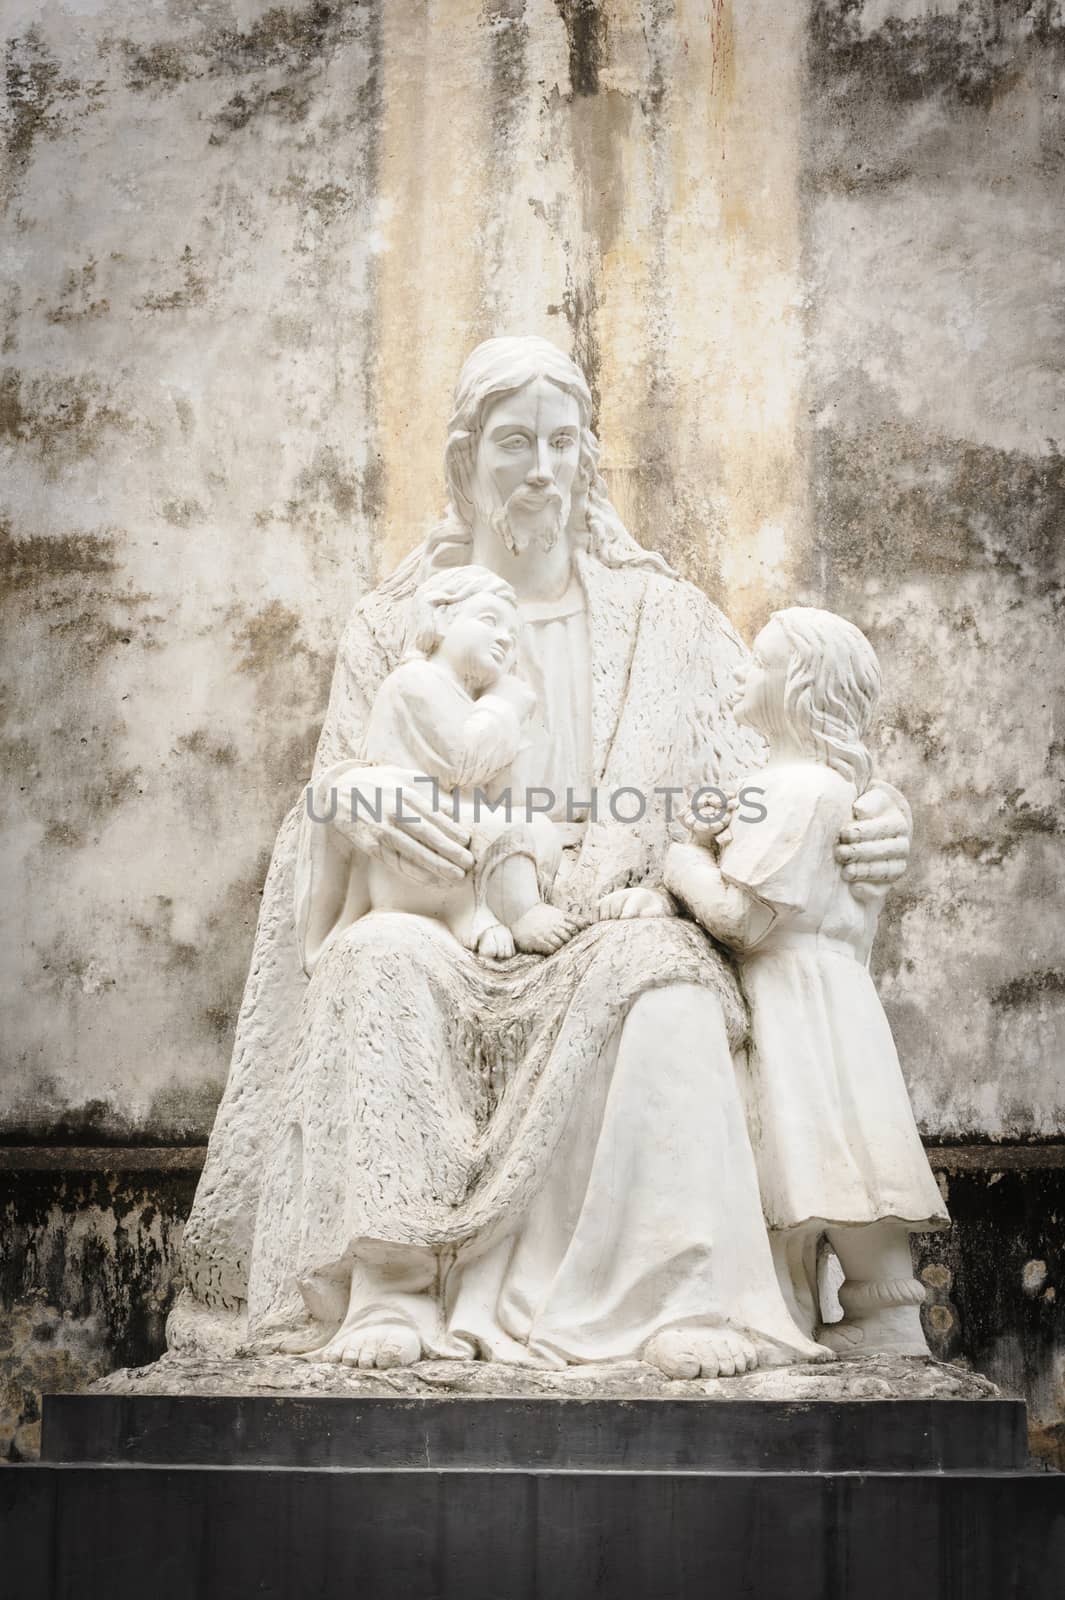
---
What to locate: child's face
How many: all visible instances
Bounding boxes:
[734,619,790,733]
[437,592,519,690]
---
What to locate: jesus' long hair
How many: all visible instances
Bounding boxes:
[380,336,674,597]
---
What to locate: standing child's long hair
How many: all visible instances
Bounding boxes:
[771,607,881,794]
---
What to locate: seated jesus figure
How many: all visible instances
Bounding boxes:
[176,336,914,1382]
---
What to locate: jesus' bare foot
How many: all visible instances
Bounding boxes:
[511,903,579,954]
[308,1319,421,1369]
[644,1325,759,1379]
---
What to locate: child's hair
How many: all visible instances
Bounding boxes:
[769,607,881,793]
[408,565,519,658]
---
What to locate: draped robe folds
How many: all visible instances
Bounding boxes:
[170,550,825,1366]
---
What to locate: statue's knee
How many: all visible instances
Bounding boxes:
[332,914,453,987]
[527,813,562,878]
[627,981,728,1042]
[591,914,699,970]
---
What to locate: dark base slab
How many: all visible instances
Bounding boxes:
[5,1462,1065,1600]
[42,1391,1030,1473]
[7,1392,1062,1600]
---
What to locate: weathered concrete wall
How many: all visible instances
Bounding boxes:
[0,1161,196,1459]
[0,1,1061,1133]
[804,0,1065,1138]
[915,1153,1065,1469]
[1,0,1063,1465]
[1,0,811,1142]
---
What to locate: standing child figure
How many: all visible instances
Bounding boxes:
[664,607,948,1356]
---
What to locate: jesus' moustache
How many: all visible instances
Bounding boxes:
[490,482,566,556]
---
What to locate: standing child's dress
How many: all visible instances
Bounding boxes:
[719,763,948,1233]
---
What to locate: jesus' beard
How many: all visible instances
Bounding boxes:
[488,486,567,556]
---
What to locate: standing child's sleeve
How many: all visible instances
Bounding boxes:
[719,769,851,917]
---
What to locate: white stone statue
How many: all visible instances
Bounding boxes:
[171,336,921,1381]
[362,564,577,959]
[664,607,948,1357]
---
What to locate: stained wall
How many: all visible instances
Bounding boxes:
[2,0,814,1141]
[4,1,1058,1145]
[1,0,1063,1458]
[804,0,1065,1140]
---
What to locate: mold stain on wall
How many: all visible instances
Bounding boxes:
[1,0,383,1142]
[0,1170,195,1460]
[803,0,1065,1138]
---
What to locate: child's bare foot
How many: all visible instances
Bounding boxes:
[511,904,579,954]
[818,1301,931,1358]
[477,922,516,960]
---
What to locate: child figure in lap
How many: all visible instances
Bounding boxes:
[364,565,577,959]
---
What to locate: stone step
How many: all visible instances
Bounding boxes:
[5,1459,1064,1600]
[40,1391,1030,1472]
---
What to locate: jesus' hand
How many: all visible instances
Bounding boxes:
[318,765,474,888]
[837,780,911,898]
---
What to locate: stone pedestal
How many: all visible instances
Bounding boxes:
[37,1388,1029,1474]
[4,1358,1063,1598]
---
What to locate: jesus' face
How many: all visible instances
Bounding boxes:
[470,378,582,556]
